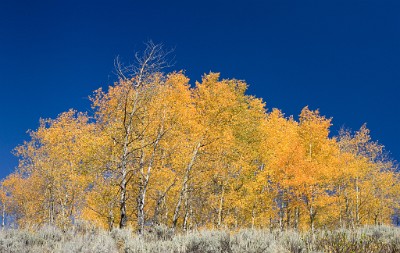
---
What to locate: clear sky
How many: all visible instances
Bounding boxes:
[0,0,399,178]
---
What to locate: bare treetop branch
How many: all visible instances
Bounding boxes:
[114,41,174,87]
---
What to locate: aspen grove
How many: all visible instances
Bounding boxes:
[1,61,399,233]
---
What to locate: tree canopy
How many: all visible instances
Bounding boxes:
[1,48,398,233]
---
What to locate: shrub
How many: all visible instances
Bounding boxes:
[60,230,117,253]
[0,224,398,253]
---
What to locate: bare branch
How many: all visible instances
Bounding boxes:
[114,40,174,85]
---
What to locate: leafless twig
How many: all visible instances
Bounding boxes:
[114,40,175,86]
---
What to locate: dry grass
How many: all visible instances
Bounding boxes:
[0,225,398,253]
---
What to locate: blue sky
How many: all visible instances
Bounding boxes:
[0,0,399,178]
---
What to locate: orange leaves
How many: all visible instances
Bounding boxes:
[3,70,398,231]
[5,110,100,228]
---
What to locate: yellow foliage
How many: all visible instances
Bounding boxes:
[3,71,398,232]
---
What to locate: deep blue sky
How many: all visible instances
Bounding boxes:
[1,0,399,178]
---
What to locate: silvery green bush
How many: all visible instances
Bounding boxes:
[0,225,398,253]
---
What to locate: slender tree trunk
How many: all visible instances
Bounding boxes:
[108,207,114,231]
[172,189,183,229]
[153,181,175,225]
[48,187,55,225]
[338,185,342,228]
[119,81,140,229]
[269,215,273,232]
[153,193,162,226]
[235,209,239,229]
[355,177,360,227]
[137,183,146,234]
[163,197,169,225]
[119,118,133,229]
[294,206,299,230]
[217,184,225,228]
[182,190,189,231]
[119,154,128,228]
[172,142,201,229]
[309,205,315,232]
[308,189,315,232]
[344,191,350,228]
[279,201,284,231]
[1,203,5,229]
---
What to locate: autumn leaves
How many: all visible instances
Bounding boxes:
[1,71,398,233]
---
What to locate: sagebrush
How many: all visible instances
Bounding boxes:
[0,225,398,253]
